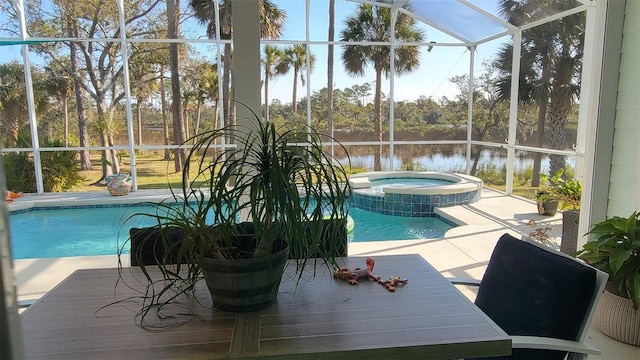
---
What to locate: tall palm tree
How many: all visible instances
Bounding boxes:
[262,45,287,122]
[496,0,584,181]
[341,1,423,171]
[64,2,92,170]
[44,60,74,147]
[546,13,584,174]
[283,44,315,113]
[181,59,219,139]
[190,0,286,126]
[327,0,335,139]
[129,55,160,147]
[0,63,38,147]
[197,63,220,133]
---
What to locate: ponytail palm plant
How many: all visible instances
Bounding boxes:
[122,105,350,323]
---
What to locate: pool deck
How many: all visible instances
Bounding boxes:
[8,188,640,359]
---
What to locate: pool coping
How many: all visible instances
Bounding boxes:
[349,171,483,195]
[7,189,188,213]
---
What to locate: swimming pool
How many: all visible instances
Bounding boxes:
[9,205,456,259]
[349,171,483,217]
[369,177,452,193]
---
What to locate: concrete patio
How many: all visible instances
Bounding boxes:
[10,188,640,359]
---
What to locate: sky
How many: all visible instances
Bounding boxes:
[0,0,510,104]
[262,0,509,103]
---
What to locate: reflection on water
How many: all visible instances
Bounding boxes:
[341,148,575,173]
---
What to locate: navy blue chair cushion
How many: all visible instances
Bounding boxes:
[130,220,347,266]
[474,233,596,360]
[129,226,186,266]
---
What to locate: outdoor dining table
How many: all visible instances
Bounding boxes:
[19,254,511,359]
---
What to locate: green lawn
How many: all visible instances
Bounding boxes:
[75,152,541,203]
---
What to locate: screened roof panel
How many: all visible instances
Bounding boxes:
[402,0,509,43]
[350,0,588,45]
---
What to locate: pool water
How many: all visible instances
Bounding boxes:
[370,178,452,193]
[9,205,454,259]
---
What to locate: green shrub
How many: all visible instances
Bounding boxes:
[2,152,33,192]
[2,139,84,192]
[475,163,505,185]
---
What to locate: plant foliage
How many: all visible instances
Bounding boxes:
[537,168,582,209]
[117,104,351,326]
[2,139,83,192]
[577,211,640,309]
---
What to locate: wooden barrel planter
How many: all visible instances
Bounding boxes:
[199,246,289,312]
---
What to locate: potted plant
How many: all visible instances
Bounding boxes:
[121,105,351,323]
[536,169,563,215]
[577,211,640,346]
[536,169,582,215]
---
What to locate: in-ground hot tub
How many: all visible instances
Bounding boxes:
[349,171,483,217]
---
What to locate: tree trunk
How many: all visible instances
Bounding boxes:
[167,0,185,172]
[96,100,119,177]
[194,100,203,138]
[531,57,551,187]
[68,19,91,170]
[471,144,483,176]
[547,57,572,176]
[136,97,143,146]
[223,44,232,128]
[373,68,383,171]
[327,0,334,140]
[8,126,17,147]
[99,131,110,177]
[62,96,69,147]
[292,68,298,113]
[547,92,571,175]
[108,132,120,174]
[160,74,170,160]
[264,74,270,122]
[212,101,219,158]
[183,108,190,140]
[213,102,219,130]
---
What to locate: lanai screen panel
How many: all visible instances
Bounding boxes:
[403,0,508,43]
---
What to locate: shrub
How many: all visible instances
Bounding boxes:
[2,139,84,192]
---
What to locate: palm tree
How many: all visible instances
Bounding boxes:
[341,1,423,171]
[0,62,49,147]
[496,0,584,182]
[262,45,287,122]
[44,61,74,147]
[0,62,31,147]
[129,41,168,147]
[129,57,160,147]
[190,0,286,126]
[546,13,584,174]
[196,63,220,134]
[283,44,315,113]
[327,0,336,139]
[167,0,186,172]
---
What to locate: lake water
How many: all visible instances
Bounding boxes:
[344,149,575,173]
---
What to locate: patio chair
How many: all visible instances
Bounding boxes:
[129,226,186,266]
[129,221,347,266]
[452,233,608,360]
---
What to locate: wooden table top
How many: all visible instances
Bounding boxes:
[20,254,510,359]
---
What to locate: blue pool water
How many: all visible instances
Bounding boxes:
[9,205,455,259]
[370,177,452,193]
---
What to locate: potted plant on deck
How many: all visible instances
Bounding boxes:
[121,106,350,323]
[577,211,640,346]
[536,169,582,216]
[536,169,563,216]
